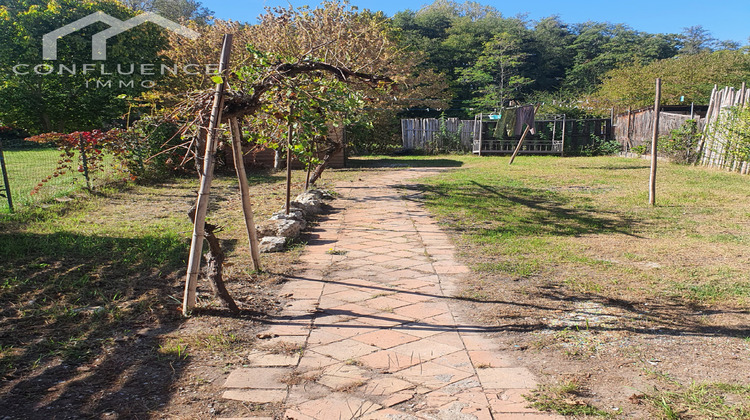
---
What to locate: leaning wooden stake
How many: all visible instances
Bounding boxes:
[229,118,262,272]
[183,34,233,316]
[509,104,541,165]
[649,78,661,206]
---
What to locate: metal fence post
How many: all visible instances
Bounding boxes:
[78,133,91,189]
[0,139,14,212]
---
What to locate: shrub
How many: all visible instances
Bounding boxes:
[581,135,621,156]
[118,117,183,180]
[658,119,701,164]
[630,144,648,155]
[426,113,465,154]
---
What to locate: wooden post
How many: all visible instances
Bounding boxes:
[561,115,566,157]
[478,114,483,157]
[626,107,632,151]
[509,104,541,165]
[285,123,293,215]
[508,124,532,165]
[697,85,718,165]
[183,34,233,316]
[741,82,747,108]
[229,118,262,272]
[649,78,661,206]
[305,157,312,191]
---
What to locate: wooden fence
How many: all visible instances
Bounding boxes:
[403,117,611,154]
[615,110,704,150]
[401,118,474,150]
[699,85,750,174]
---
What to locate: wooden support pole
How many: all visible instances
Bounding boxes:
[508,124,532,165]
[229,118,262,272]
[183,34,233,316]
[561,115,566,157]
[285,123,293,215]
[649,78,661,206]
[478,114,483,157]
[741,82,747,109]
[626,106,632,151]
[509,104,541,165]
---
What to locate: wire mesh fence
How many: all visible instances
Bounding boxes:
[0,137,126,213]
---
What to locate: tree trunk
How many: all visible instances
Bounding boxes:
[307,143,342,186]
[203,227,240,314]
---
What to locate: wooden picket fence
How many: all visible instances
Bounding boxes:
[401,118,474,150]
[615,109,705,150]
[699,85,750,174]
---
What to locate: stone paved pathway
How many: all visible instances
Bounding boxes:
[220,169,562,420]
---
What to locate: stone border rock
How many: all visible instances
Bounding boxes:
[258,189,333,253]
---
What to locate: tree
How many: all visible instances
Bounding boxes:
[123,0,213,25]
[593,50,750,109]
[679,25,716,54]
[459,31,532,110]
[563,22,679,94]
[528,16,574,93]
[0,0,169,134]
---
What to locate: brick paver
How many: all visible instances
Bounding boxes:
[221,169,562,419]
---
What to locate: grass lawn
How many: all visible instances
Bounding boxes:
[0,169,311,418]
[399,154,750,418]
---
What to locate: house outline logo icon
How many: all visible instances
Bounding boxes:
[43,11,200,61]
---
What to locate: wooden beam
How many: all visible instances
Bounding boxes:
[229,118,262,272]
[183,34,233,316]
[649,78,661,206]
[285,122,293,215]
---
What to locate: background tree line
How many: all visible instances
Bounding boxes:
[391,0,749,118]
[1,0,748,138]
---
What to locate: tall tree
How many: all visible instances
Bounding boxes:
[459,31,532,110]
[679,25,716,54]
[563,22,678,94]
[528,16,573,93]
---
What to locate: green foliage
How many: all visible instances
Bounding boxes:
[580,135,621,156]
[563,22,678,95]
[0,0,170,134]
[658,119,701,164]
[392,1,685,115]
[631,144,648,155]
[458,31,533,110]
[118,116,182,179]
[427,112,464,154]
[346,111,403,155]
[644,381,750,420]
[709,106,750,166]
[594,50,750,108]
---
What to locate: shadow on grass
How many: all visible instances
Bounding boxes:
[347,157,464,168]
[401,180,643,238]
[0,231,191,418]
[277,274,750,340]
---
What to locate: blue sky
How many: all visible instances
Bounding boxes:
[204,0,749,44]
